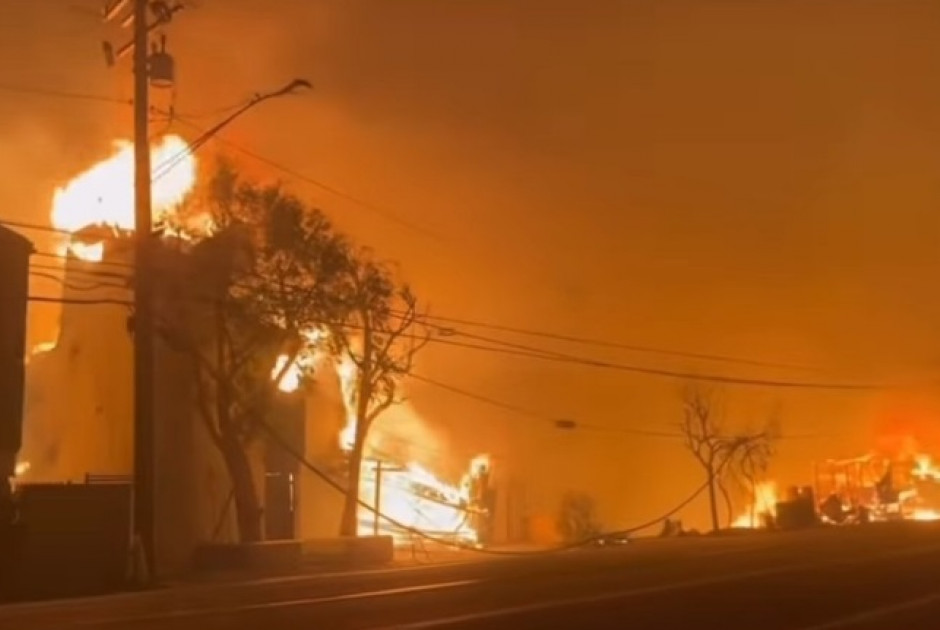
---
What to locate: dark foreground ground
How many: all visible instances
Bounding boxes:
[3,522,940,629]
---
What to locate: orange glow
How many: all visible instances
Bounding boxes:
[50,135,198,260]
[911,508,940,522]
[323,339,486,543]
[913,454,940,482]
[359,456,486,545]
[336,354,358,451]
[66,241,105,263]
[14,461,30,477]
[29,340,56,357]
[732,481,778,529]
[817,447,940,524]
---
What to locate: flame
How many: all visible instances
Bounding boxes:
[337,354,358,451]
[272,354,303,394]
[327,346,486,544]
[732,481,778,529]
[816,448,940,524]
[287,326,489,545]
[14,461,30,477]
[30,341,56,357]
[67,242,105,263]
[50,135,198,260]
[271,328,333,394]
[912,508,940,522]
[359,457,486,545]
[913,454,940,482]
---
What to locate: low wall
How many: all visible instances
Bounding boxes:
[193,540,303,573]
[302,535,394,566]
[194,535,394,573]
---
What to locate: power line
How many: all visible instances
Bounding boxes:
[29,271,126,292]
[423,336,881,391]
[20,280,881,391]
[21,287,876,391]
[30,259,130,281]
[3,228,881,389]
[409,373,683,438]
[29,248,135,273]
[28,295,131,307]
[409,373,545,419]
[410,372,849,441]
[258,416,720,553]
[421,312,820,372]
[1,219,73,237]
[0,82,130,106]
[12,232,835,378]
[169,114,443,239]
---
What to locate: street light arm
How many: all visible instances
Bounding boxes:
[270,79,312,98]
[152,78,312,183]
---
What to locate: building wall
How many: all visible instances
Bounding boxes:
[20,241,234,576]
[296,367,347,539]
[22,253,134,481]
[152,344,237,575]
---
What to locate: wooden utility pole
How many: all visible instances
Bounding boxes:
[373,460,383,536]
[102,0,182,579]
[131,0,155,578]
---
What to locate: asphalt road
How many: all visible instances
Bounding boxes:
[3,522,940,629]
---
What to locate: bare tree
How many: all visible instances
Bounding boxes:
[330,253,431,537]
[154,164,351,543]
[678,385,777,531]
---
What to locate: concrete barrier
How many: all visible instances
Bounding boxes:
[194,540,302,573]
[193,536,394,573]
[302,535,394,567]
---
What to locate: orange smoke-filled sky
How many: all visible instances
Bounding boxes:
[4,0,940,529]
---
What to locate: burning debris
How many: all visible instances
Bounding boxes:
[816,452,940,524]
[357,456,490,546]
[272,329,493,546]
[731,447,940,531]
[731,481,778,529]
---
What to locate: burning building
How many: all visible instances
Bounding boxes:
[20,135,494,574]
[814,452,940,524]
[728,447,940,532]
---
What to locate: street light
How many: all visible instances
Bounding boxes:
[152,78,312,182]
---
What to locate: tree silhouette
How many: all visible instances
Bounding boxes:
[329,252,430,537]
[154,164,351,543]
[678,385,777,531]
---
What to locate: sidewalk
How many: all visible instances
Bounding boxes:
[0,540,543,613]
[165,540,505,589]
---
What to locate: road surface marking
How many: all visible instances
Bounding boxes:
[376,544,940,629]
[797,590,940,630]
[72,579,478,626]
[0,559,490,619]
